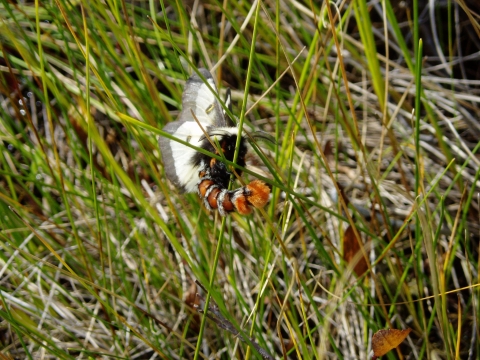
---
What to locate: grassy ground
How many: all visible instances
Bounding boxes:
[1,0,479,359]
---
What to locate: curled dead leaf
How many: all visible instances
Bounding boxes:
[372,328,412,359]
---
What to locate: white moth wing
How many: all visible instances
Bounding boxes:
[181,68,225,127]
[159,68,226,193]
[160,120,204,193]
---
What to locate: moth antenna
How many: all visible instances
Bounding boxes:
[198,130,231,157]
[203,129,229,138]
[247,130,276,145]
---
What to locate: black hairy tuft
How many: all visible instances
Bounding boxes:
[191,134,248,189]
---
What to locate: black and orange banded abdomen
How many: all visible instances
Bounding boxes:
[197,178,270,216]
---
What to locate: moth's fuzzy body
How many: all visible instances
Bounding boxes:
[159,68,270,216]
[192,131,247,188]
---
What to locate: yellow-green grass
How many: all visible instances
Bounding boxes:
[0,0,479,359]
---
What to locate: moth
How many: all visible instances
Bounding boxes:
[159,68,270,216]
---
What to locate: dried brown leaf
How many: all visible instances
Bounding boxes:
[343,225,368,276]
[372,328,412,359]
